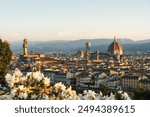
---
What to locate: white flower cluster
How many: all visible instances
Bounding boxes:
[2,68,51,100]
[117,91,131,100]
[53,83,78,100]
[0,69,131,100]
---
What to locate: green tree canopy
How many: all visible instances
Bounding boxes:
[0,39,12,83]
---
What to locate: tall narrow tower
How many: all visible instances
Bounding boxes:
[95,51,99,60]
[23,38,28,55]
[85,42,91,64]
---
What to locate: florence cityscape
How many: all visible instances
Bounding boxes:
[0,0,150,100]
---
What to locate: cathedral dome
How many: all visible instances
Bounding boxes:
[108,37,123,56]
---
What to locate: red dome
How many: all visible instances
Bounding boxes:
[108,37,123,55]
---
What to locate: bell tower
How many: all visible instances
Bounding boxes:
[23,38,28,55]
[85,42,91,64]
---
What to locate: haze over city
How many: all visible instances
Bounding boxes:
[0,0,150,41]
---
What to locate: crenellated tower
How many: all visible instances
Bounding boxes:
[23,38,28,55]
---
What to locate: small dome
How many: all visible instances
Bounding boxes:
[108,36,123,55]
[77,50,84,58]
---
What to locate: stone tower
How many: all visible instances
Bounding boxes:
[95,51,99,60]
[85,42,91,64]
[23,38,28,55]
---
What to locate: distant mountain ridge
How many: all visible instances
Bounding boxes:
[10,38,150,53]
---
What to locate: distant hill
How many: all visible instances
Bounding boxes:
[136,39,150,44]
[10,38,150,53]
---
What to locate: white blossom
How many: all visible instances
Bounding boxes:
[31,94,38,99]
[5,74,12,85]
[54,82,66,93]
[18,92,28,99]
[121,92,131,100]
[44,77,50,87]
[0,69,132,100]
[42,94,49,100]
[13,68,22,77]
[11,88,17,97]
[18,85,24,91]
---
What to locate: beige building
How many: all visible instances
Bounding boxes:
[139,78,150,91]
[122,75,150,91]
[122,75,139,91]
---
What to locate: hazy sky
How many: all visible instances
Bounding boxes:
[0,0,150,41]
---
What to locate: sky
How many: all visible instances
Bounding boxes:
[0,0,150,41]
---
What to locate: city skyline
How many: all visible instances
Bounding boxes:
[0,0,150,41]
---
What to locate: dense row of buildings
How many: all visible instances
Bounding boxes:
[10,37,150,92]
